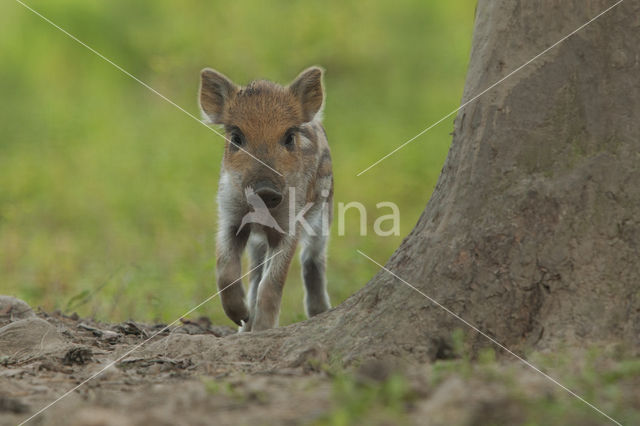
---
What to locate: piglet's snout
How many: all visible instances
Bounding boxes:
[252,181,283,209]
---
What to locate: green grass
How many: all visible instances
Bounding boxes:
[318,372,414,426]
[313,341,640,425]
[0,0,476,325]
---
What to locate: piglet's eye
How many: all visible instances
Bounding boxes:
[229,134,244,151]
[283,133,295,151]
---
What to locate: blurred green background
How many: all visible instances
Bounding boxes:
[0,0,476,326]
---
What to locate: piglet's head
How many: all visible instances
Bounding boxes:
[199,67,324,210]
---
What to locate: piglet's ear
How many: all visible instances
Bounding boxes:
[288,66,324,123]
[199,68,238,124]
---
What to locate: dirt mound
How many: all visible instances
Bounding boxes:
[0,317,65,358]
[0,296,37,326]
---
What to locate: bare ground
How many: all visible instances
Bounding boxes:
[1,296,638,426]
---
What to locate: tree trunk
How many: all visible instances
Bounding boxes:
[269,0,640,364]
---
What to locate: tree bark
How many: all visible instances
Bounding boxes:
[269,0,640,364]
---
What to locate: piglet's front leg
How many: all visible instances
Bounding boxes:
[251,236,298,331]
[216,226,249,326]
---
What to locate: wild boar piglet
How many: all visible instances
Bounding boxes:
[199,66,333,331]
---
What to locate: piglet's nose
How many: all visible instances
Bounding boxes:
[255,188,282,209]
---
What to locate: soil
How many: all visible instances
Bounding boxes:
[0,296,333,426]
[2,296,637,426]
[0,296,529,426]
